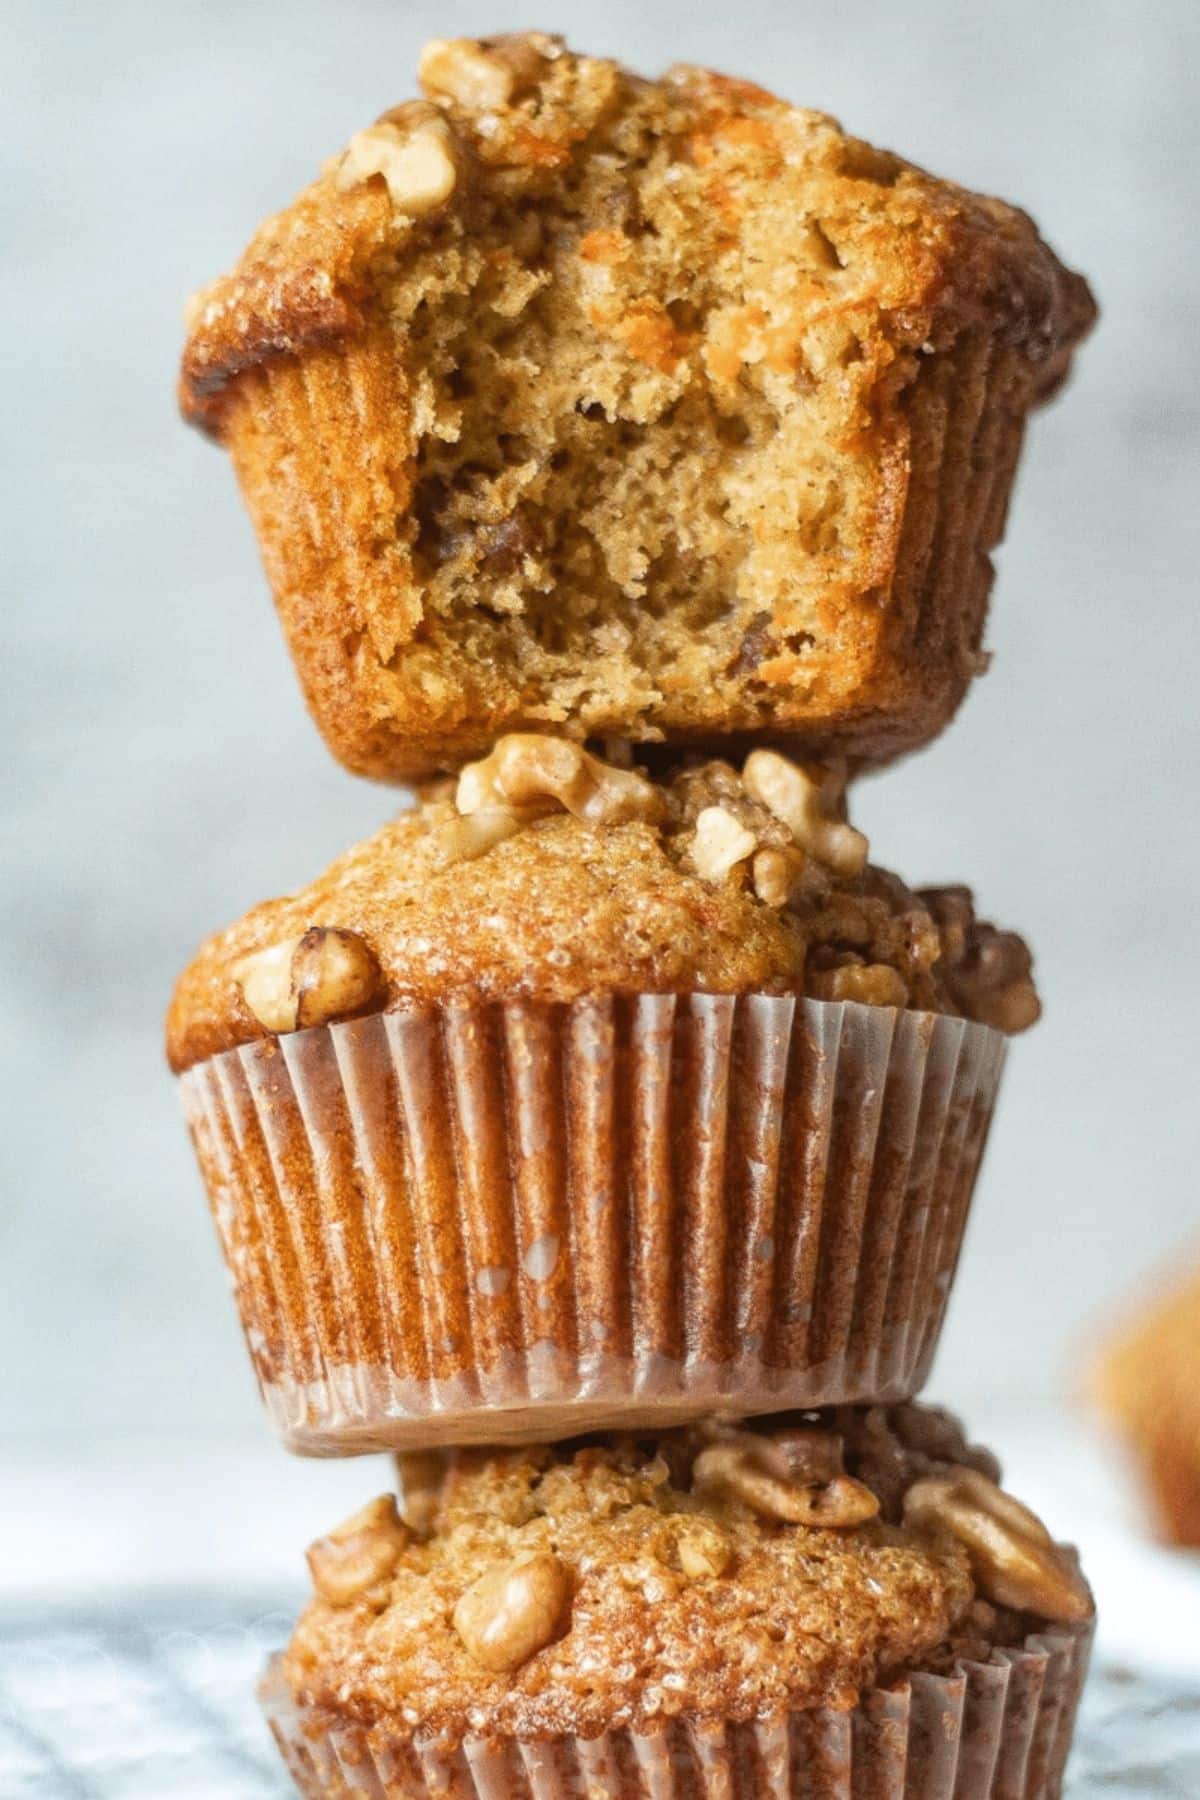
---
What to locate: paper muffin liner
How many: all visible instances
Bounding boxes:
[222,331,1036,780]
[179,994,1006,1452]
[259,1618,1091,1800]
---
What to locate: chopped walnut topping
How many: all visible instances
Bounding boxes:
[904,1468,1092,1622]
[336,106,459,217]
[743,750,869,876]
[921,883,973,962]
[231,937,299,1034]
[306,1495,408,1608]
[751,844,807,907]
[690,805,758,883]
[452,1552,569,1670]
[419,33,563,109]
[807,958,910,1008]
[431,806,533,864]
[233,927,381,1034]
[419,38,517,110]
[456,733,664,828]
[692,1432,880,1528]
[394,1450,447,1538]
[674,1519,732,1579]
[922,887,1042,1034]
[292,927,383,1030]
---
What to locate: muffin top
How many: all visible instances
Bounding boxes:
[182,36,1092,437]
[166,738,1039,1070]
[280,1403,1092,1739]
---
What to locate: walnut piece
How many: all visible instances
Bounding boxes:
[690,805,758,883]
[419,37,518,109]
[452,1552,569,1671]
[394,1450,447,1538]
[336,107,459,217]
[808,960,910,1008]
[903,1468,1092,1622]
[292,927,382,1030]
[233,928,381,1035]
[743,750,868,876]
[751,844,806,907]
[232,938,299,1034]
[456,733,665,829]
[419,34,563,110]
[675,1519,732,1580]
[921,888,1042,1035]
[431,806,531,864]
[306,1495,408,1608]
[693,1437,879,1528]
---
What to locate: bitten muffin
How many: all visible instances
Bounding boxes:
[180,35,1094,779]
[263,1405,1093,1798]
[1090,1252,1200,1547]
[168,741,1033,1452]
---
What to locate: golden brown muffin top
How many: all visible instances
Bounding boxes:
[166,739,1039,1070]
[280,1404,1091,1739]
[181,35,1092,436]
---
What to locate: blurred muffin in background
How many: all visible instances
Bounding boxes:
[1090,1251,1200,1547]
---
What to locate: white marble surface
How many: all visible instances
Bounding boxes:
[2,0,1198,1527]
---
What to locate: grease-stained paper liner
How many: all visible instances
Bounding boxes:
[179,994,1006,1453]
[259,1619,1091,1800]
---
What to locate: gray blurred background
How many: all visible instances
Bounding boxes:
[3,0,1197,1536]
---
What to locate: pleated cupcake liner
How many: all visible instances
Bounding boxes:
[259,1617,1091,1800]
[222,327,1037,779]
[179,993,1006,1453]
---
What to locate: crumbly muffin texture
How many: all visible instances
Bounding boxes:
[166,738,1039,1070]
[181,35,1094,778]
[280,1404,1090,1740]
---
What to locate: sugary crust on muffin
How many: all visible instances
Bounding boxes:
[179,38,1095,777]
[164,742,1039,1070]
[181,184,393,421]
[282,1426,972,1736]
[181,47,1090,432]
[277,1405,1053,1738]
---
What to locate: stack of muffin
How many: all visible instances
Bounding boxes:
[171,36,1097,1799]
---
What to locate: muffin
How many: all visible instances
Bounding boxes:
[261,1405,1094,1798]
[1090,1251,1200,1546]
[180,35,1094,780]
[169,739,1035,1451]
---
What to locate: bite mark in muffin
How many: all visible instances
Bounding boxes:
[180,35,1095,778]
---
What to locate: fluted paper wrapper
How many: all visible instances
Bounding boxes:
[259,1619,1091,1800]
[180,994,1005,1452]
